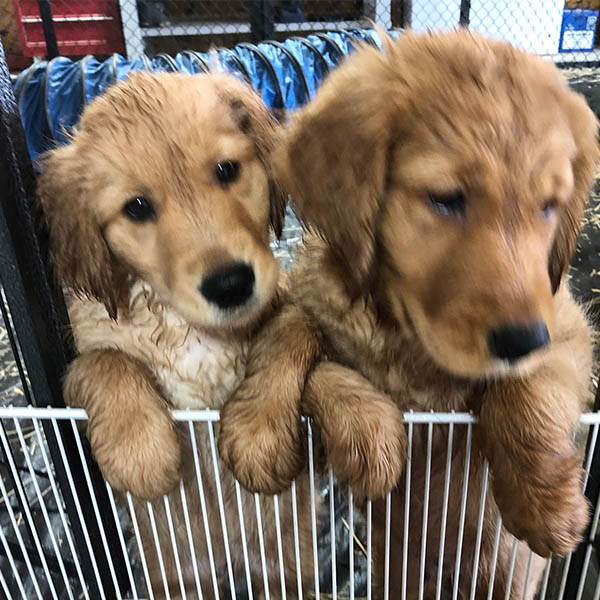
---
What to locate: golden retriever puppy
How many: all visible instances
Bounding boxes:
[38,72,312,599]
[219,31,599,598]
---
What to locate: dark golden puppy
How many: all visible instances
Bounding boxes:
[39,72,312,599]
[220,31,598,598]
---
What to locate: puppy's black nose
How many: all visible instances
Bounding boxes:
[200,262,255,309]
[488,320,550,362]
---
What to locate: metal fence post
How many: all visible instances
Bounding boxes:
[251,0,275,44]
[36,0,59,59]
[459,0,471,26]
[0,39,130,598]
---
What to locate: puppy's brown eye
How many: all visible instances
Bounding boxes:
[123,196,155,222]
[428,191,466,217]
[215,161,240,185]
[542,199,556,219]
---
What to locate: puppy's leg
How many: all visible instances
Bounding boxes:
[303,362,407,499]
[65,348,182,500]
[219,304,320,494]
[478,382,588,558]
[475,299,592,557]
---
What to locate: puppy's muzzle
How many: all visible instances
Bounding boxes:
[487,320,550,362]
[200,262,255,309]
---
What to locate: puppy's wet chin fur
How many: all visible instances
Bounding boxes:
[38,71,286,329]
[277,30,599,380]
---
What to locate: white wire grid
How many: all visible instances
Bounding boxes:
[0,406,599,600]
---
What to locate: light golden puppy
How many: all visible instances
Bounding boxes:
[39,71,312,599]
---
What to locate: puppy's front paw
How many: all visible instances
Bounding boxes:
[88,402,182,501]
[320,400,407,500]
[219,394,305,494]
[496,459,589,557]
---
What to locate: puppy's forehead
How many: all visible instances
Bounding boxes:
[394,56,575,193]
[81,74,256,178]
[387,36,569,142]
[85,74,241,138]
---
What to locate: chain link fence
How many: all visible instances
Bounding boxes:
[4,1,600,65]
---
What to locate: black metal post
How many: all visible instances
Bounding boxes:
[250,0,275,44]
[563,384,600,599]
[36,0,59,59]
[0,40,129,598]
[459,0,471,27]
[401,0,413,28]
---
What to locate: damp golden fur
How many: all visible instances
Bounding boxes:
[219,31,599,598]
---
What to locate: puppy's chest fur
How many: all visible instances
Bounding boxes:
[68,282,248,410]
[320,310,468,412]
[295,239,471,412]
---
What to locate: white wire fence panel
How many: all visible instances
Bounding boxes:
[0,406,598,600]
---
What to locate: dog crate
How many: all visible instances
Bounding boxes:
[1,34,600,600]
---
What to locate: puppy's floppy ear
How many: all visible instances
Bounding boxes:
[221,81,287,238]
[275,45,396,296]
[549,91,599,294]
[37,142,130,319]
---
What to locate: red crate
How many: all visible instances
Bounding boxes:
[11,1,125,57]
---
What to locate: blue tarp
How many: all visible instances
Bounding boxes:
[14,28,400,160]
